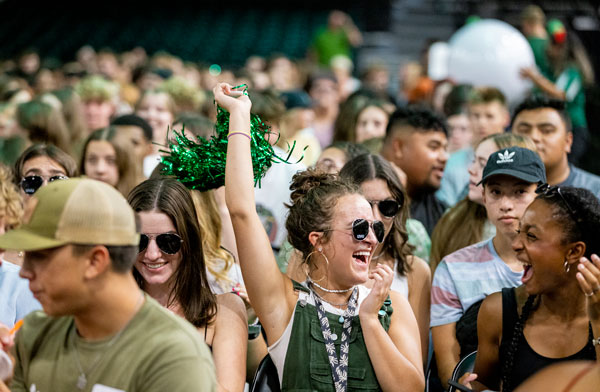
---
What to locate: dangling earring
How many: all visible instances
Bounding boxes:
[564,260,570,273]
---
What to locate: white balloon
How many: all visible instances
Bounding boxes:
[447,19,535,105]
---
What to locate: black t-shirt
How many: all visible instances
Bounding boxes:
[409,191,448,236]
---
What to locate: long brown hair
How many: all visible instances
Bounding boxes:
[80,126,143,197]
[127,178,217,327]
[339,153,413,275]
[429,133,537,270]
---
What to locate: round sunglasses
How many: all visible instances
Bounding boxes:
[138,233,183,255]
[368,199,401,218]
[329,219,385,243]
[21,175,69,195]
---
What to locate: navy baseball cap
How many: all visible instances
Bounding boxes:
[478,146,546,185]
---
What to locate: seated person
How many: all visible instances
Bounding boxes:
[431,146,545,389]
[463,186,600,391]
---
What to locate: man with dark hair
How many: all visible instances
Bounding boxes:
[0,179,215,391]
[511,95,600,196]
[382,106,449,235]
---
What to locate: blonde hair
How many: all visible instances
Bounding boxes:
[429,133,536,270]
[75,75,119,103]
[0,164,23,230]
[190,190,235,291]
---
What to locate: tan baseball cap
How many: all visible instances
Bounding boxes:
[0,178,139,251]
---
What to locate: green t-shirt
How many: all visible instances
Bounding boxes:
[554,65,587,128]
[311,27,351,66]
[11,295,216,392]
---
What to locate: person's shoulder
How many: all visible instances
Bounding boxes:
[17,311,71,347]
[570,166,600,191]
[407,255,431,280]
[215,292,247,320]
[443,239,492,264]
[0,260,21,273]
[137,297,209,354]
[515,361,596,392]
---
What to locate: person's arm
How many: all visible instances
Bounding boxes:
[430,260,463,389]
[219,83,297,345]
[431,323,460,388]
[360,264,424,392]
[462,292,503,391]
[212,186,239,262]
[407,256,431,367]
[575,254,600,361]
[212,293,248,392]
[520,67,567,100]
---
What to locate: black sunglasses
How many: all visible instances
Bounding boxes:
[535,184,578,220]
[368,199,401,218]
[139,233,183,255]
[20,175,69,195]
[339,219,385,243]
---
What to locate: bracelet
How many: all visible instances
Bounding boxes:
[593,337,600,346]
[227,132,251,140]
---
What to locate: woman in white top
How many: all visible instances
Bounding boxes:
[339,153,431,365]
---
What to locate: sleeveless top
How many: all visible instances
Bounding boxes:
[391,261,409,299]
[268,281,393,391]
[499,288,596,389]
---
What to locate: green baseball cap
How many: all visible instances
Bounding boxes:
[0,178,139,251]
[479,146,547,186]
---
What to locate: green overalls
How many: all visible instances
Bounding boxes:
[280,281,393,391]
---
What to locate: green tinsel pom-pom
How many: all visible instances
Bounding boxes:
[159,91,297,191]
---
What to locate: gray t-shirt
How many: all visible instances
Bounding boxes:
[559,165,600,198]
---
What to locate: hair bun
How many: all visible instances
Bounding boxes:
[289,168,339,205]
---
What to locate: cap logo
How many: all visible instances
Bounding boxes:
[497,150,515,164]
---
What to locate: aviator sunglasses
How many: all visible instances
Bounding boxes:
[368,198,402,218]
[138,233,183,255]
[20,175,69,195]
[329,219,385,243]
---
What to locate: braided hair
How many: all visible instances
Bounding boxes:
[501,294,537,392]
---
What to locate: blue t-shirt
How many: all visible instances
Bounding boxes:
[436,147,473,207]
[559,165,600,199]
[0,260,41,327]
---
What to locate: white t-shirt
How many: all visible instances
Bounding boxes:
[254,146,306,249]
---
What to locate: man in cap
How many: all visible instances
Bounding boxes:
[431,146,546,389]
[0,178,215,391]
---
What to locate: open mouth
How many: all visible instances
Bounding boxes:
[352,251,370,265]
[521,262,533,283]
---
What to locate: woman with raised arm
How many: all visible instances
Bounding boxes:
[219,82,423,391]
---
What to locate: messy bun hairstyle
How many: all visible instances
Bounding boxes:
[286,168,359,260]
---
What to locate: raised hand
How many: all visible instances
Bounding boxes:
[360,263,393,319]
[212,83,252,115]
[576,254,600,321]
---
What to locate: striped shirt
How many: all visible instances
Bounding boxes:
[430,238,522,327]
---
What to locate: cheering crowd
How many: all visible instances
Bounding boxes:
[0,4,600,392]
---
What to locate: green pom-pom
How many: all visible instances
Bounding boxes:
[160,104,291,191]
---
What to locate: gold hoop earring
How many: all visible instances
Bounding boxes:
[304,248,329,283]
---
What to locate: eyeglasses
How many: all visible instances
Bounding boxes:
[328,219,385,243]
[20,175,69,195]
[368,199,401,218]
[535,184,579,223]
[138,233,183,255]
